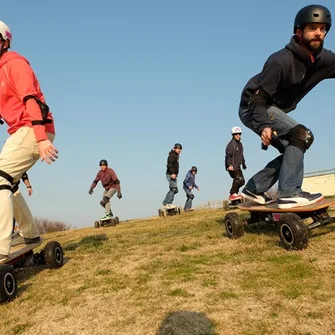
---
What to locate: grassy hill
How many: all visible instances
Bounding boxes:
[1,208,335,335]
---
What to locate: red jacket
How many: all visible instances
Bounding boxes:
[0,51,55,142]
[90,168,121,191]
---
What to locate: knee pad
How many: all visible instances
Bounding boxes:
[100,196,110,208]
[187,193,195,200]
[287,124,314,153]
[234,175,245,186]
[170,187,178,194]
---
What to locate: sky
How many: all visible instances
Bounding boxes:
[2,0,335,228]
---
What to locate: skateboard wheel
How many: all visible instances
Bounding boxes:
[0,265,17,303]
[94,221,100,228]
[278,213,308,250]
[44,241,64,269]
[224,212,244,239]
[162,209,167,218]
[158,209,163,217]
[177,207,182,215]
[115,217,119,225]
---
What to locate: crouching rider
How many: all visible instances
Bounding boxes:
[89,160,122,220]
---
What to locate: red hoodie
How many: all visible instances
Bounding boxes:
[0,51,55,142]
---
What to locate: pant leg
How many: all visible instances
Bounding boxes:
[244,155,283,193]
[13,190,39,238]
[183,187,193,210]
[103,188,117,213]
[228,171,235,195]
[0,127,54,254]
[239,106,300,195]
[163,174,178,205]
[234,169,245,194]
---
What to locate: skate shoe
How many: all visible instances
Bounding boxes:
[229,194,241,201]
[163,204,173,209]
[11,235,41,247]
[100,212,113,221]
[241,189,274,205]
[277,192,323,209]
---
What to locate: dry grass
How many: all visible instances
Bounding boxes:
[1,209,335,335]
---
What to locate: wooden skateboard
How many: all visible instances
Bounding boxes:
[237,198,335,213]
[224,198,335,250]
[0,238,64,303]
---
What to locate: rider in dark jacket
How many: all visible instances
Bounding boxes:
[238,5,333,208]
[225,126,247,201]
[162,143,182,208]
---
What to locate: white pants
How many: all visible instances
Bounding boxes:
[0,127,54,254]
[13,190,39,239]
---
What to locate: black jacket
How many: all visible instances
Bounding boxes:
[166,150,179,175]
[225,139,245,170]
[240,37,335,133]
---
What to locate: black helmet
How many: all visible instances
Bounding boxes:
[99,159,108,166]
[191,166,198,173]
[174,143,182,149]
[294,5,332,33]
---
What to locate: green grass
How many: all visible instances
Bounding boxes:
[0,209,335,334]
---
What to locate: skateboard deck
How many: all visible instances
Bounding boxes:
[6,239,43,264]
[238,198,335,213]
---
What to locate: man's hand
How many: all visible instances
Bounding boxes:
[228,165,234,171]
[89,188,93,195]
[117,191,122,199]
[189,186,192,190]
[242,163,247,170]
[27,186,33,196]
[171,174,177,179]
[261,127,272,147]
[38,140,58,164]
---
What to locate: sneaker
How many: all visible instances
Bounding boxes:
[100,212,113,221]
[229,194,241,201]
[241,189,274,205]
[11,235,41,247]
[277,192,324,209]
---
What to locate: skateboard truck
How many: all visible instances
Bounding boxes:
[261,129,278,150]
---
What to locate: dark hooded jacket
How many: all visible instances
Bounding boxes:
[166,150,179,175]
[225,139,245,170]
[239,37,335,133]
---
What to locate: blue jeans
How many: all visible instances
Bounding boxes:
[239,105,305,198]
[184,187,193,210]
[162,174,178,205]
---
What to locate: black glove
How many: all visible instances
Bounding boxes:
[117,191,122,199]
[89,188,93,195]
[242,163,247,170]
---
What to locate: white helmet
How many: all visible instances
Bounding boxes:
[0,21,11,47]
[231,126,242,135]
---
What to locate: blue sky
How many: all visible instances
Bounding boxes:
[2,1,335,227]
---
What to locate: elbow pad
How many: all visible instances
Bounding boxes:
[23,95,52,125]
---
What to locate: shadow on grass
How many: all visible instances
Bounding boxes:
[217,216,278,238]
[63,234,108,252]
[156,310,216,335]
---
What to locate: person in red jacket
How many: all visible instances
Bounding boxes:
[89,160,122,220]
[0,21,58,262]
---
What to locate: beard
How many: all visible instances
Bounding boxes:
[302,36,324,53]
